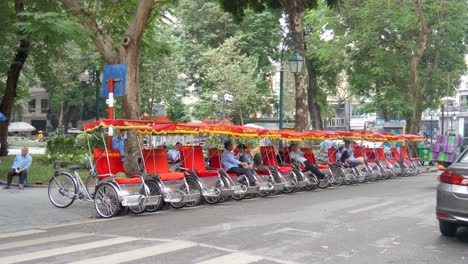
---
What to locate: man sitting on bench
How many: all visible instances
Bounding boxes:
[222,141,261,187]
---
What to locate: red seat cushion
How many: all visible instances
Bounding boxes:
[412,157,420,161]
[318,164,329,169]
[389,160,397,164]
[195,171,219,177]
[277,166,292,173]
[158,172,185,181]
[255,170,270,176]
[227,173,238,177]
[115,177,142,184]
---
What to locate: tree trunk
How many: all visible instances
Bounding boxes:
[61,0,155,171]
[306,57,323,130]
[0,0,30,156]
[283,0,309,132]
[407,0,428,135]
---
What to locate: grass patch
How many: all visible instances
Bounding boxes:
[0,154,89,185]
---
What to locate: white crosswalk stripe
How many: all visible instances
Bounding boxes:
[67,240,198,264]
[0,236,138,263]
[195,252,263,264]
[0,229,46,239]
[0,229,282,264]
[0,233,92,251]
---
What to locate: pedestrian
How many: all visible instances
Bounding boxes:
[3,146,32,190]
[37,131,44,142]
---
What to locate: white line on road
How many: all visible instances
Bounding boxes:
[194,252,263,264]
[348,201,394,214]
[67,240,197,264]
[0,229,46,239]
[0,236,138,263]
[0,233,92,251]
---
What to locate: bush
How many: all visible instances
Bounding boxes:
[46,136,88,167]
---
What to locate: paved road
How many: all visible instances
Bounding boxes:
[0,171,467,264]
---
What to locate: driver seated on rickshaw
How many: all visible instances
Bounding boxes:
[336,140,365,167]
[289,143,328,180]
[222,141,262,187]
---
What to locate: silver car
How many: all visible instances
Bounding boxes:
[436,149,468,236]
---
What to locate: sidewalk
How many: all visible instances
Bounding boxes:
[8,147,46,155]
[0,187,98,233]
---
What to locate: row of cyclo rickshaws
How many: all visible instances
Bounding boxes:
[52,119,425,218]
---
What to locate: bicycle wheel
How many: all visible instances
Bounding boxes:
[330,167,344,187]
[48,173,77,208]
[145,178,164,213]
[94,183,120,218]
[85,174,98,199]
[128,204,146,214]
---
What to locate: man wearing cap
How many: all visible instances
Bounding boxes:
[37,131,44,142]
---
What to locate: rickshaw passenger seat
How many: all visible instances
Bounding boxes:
[93,148,126,177]
[208,148,222,170]
[142,148,185,181]
[180,145,219,177]
[93,148,142,184]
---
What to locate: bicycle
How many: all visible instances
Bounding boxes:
[48,162,96,209]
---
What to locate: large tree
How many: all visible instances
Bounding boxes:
[305,0,466,134]
[217,0,341,131]
[60,0,171,169]
[0,0,84,156]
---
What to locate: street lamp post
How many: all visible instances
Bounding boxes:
[278,51,304,149]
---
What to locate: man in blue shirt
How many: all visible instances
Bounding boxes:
[4,147,32,190]
[222,141,261,187]
[112,130,125,161]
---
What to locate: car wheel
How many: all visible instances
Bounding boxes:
[439,221,458,237]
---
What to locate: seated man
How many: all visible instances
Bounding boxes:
[338,140,364,167]
[289,143,327,180]
[236,143,252,164]
[167,142,181,163]
[222,141,261,187]
[4,146,32,190]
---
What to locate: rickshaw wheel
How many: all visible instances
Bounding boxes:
[94,183,120,218]
[281,172,297,194]
[203,178,222,204]
[256,180,271,197]
[85,174,98,199]
[304,173,319,191]
[330,168,344,187]
[128,204,146,214]
[48,172,77,208]
[144,178,164,212]
[184,177,203,207]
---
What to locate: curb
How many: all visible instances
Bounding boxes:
[0,180,48,188]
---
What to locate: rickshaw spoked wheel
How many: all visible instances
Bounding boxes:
[94,182,120,218]
[144,178,165,212]
[184,177,203,207]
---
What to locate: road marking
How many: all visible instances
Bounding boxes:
[0,229,46,239]
[0,236,138,263]
[194,252,262,264]
[0,233,92,251]
[67,240,197,264]
[348,201,394,214]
